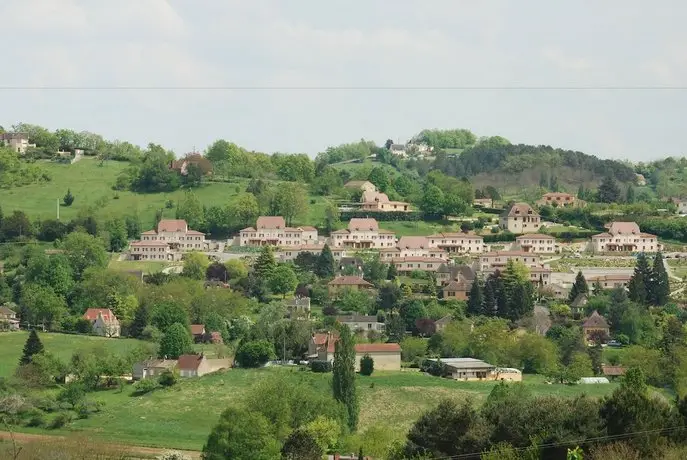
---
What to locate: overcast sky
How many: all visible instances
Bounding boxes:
[2,0,686,160]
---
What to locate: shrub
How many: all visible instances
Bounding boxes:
[26,414,45,427]
[63,189,74,206]
[310,360,333,373]
[133,378,159,395]
[165,199,175,209]
[235,340,275,368]
[359,354,374,376]
[158,370,178,387]
[48,412,73,429]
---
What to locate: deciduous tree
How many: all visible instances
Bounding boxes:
[158,323,193,359]
[202,407,281,460]
[333,325,359,431]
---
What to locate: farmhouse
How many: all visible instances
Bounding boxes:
[177,354,231,378]
[0,304,19,330]
[582,311,610,343]
[442,277,472,300]
[436,264,476,286]
[238,216,318,247]
[499,203,541,234]
[672,198,687,215]
[287,296,311,318]
[514,234,556,254]
[169,153,212,176]
[1,132,31,154]
[353,343,401,371]
[328,276,374,296]
[132,358,177,380]
[82,308,120,337]
[591,222,658,253]
[330,218,396,249]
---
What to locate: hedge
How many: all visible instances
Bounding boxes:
[339,211,426,222]
[310,360,333,373]
[483,233,517,243]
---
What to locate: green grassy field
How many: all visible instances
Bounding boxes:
[0,159,330,230]
[0,332,145,378]
[107,254,173,274]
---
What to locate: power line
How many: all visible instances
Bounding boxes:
[1,85,687,91]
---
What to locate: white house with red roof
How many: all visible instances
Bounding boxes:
[238,216,318,247]
[360,190,411,212]
[591,222,658,253]
[514,233,557,254]
[427,232,485,254]
[329,218,396,249]
[309,332,401,371]
[82,308,120,337]
[129,219,206,261]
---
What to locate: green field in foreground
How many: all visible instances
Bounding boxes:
[0,331,145,378]
[0,159,329,231]
[18,367,618,451]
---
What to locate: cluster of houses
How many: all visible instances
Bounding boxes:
[342,180,412,212]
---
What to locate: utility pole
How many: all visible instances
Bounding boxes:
[56,199,60,220]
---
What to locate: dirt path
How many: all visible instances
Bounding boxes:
[0,431,202,459]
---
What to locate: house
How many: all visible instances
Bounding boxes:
[132,358,178,380]
[353,343,401,371]
[427,232,484,254]
[514,234,557,254]
[672,198,687,215]
[276,244,326,262]
[335,315,384,336]
[391,257,444,275]
[499,203,541,234]
[177,354,231,378]
[328,276,374,296]
[1,133,31,154]
[82,308,121,337]
[434,315,452,333]
[338,257,364,273]
[582,311,610,343]
[360,190,411,212]
[570,293,589,316]
[308,332,338,360]
[586,273,632,290]
[379,236,449,261]
[389,143,407,157]
[436,264,476,286]
[0,304,20,331]
[169,153,212,176]
[329,218,396,249]
[635,173,647,186]
[548,283,570,300]
[536,192,584,208]
[602,365,626,379]
[477,251,542,271]
[190,324,206,342]
[428,358,523,381]
[442,277,472,300]
[591,222,658,253]
[238,216,318,247]
[287,296,311,318]
[343,181,377,193]
[473,198,493,208]
[130,219,206,261]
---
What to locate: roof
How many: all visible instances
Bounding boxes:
[571,293,588,308]
[83,308,118,322]
[348,218,378,232]
[299,226,317,231]
[389,144,406,151]
[482,250,539,257]
[428,232,483,240]
[140,359,177,369]
[328,276,374,286]
[515,233,555,240]
[606,221,641,235]
[397,236,429,249]
[141,230,157,235]
[434,315,453,326]
[186,230,205,235]
[177,354,205,371]
[240,227,256,232]
[190,324,205,335]
[541,192,575,199]
[0,305,16,316]
[130,240,169,247]
[354,343,401,353]
[429,358,494,369]
[602,366,626,376]
[256,216,286,229]
[502,202,539,218]
[583,311,610,329]
[1,132,28,140]
[344,180,374,189]
[392,256,443,263]
[336,315,379,323]
[362,190,389,203]
[443,279,471,292]
[157,219,188,233]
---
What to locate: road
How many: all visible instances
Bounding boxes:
[0,431,201,459]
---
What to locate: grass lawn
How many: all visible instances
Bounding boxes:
[549,257,636,271]
[107,254,173,274]
[15,368,620,451]
[0,331,145,378]
[0,159,328,230]
[382,221,469,237]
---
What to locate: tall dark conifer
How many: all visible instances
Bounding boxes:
[332,325,359,431]
[20,329,44,365]
[466,280,484,316]
[650,252,670,306]
[628,253,651,304]
[568,271,589,303]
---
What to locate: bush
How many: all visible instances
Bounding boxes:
[133,378,159,395]
[235,340,275,368]
[310,360,333,373]
[339,211,425,222]
[26,414,45,427]
[165,199,175,209]
[48,412,73,429]
[158,370,178,387]
[359,354,374,376]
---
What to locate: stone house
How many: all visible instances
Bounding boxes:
[499,203,541,234]
[335,315,384,336]
[82,308,120,337]
[582,311,610,343]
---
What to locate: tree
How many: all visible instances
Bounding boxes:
[105,218,128,252]
[20,330,44,366]
[649,252,669,306]
[281,429,323,460]
[368,167,389,192]
[400,300,428,333]
[158,323,193,359]
[125,215,142,239]
[269,265,298,298]
[235,340,275,368]
[626,185,636,203]
[420,185,445,216]
[272,183,309,226]
[628,253,651,304]
[386,312,406,342]
[151,301,190,332]
[0,210,33,240]
[62,231,108,279]
[225,259,248,282]
[253,246,276,279]
[332,325,359,431]
[175,191,204,230]
[568,271,589,303]
[62,189,74,206]
[226,193,260,229]
[20,284,68,329]
[387,263,398,281]
[315,244,335,279]
[206,262,229,282]
[202,407,281,460]
[359,354,374,376]
[182,251,209,280]
[466,280,484,316]
[183,162,203,187]
[598,175,621,203]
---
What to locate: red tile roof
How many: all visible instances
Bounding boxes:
[83,308,117,322]
[190,324,205,336]
[157,219,188,233]
[583,311,609,329]
[606,221,640,235]
[256,216,286,229]
[328,276,374,286]
[348,218,379,232]
[130,241,169,247]
[397,236,429,249]
[503,202,538,218]
[177,354,204,371]
[602,366,626,376]
[515,233,555,240]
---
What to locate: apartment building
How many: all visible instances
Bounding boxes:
[591,222,658,253]
[477,251,542,271]
[330,218,396,249]
[391,257,444,275]
[378,236,449,262]
[238,216,318,247]
[130,219,205,261]
[514,234,557,254]
[427,232,484,254]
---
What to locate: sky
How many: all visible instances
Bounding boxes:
[1,0,687,161]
